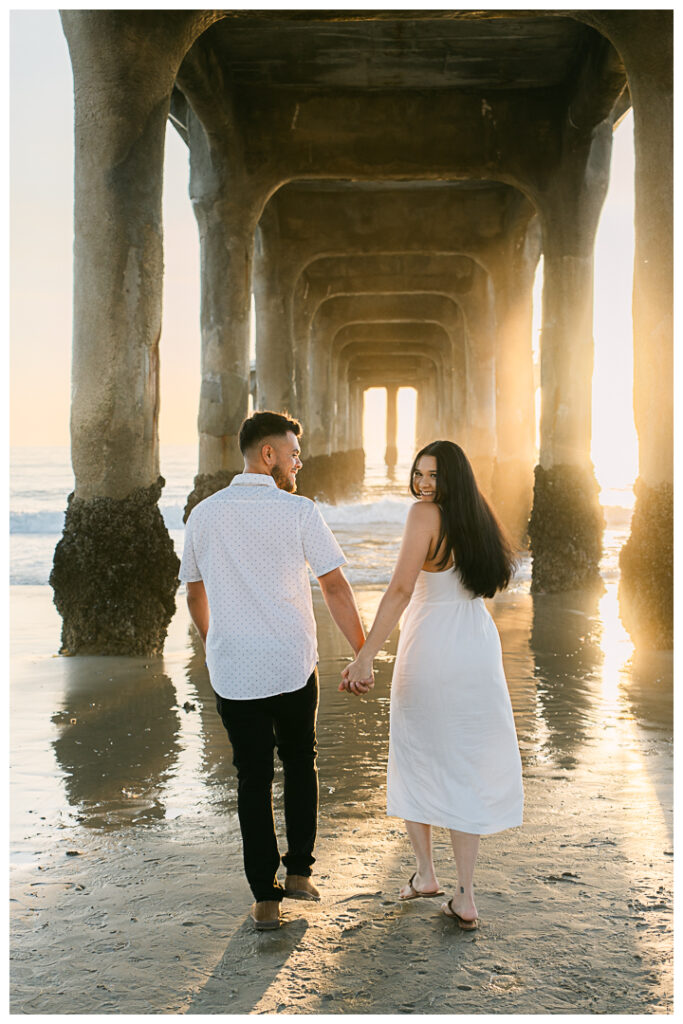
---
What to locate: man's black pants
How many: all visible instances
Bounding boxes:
[215,669,319,903]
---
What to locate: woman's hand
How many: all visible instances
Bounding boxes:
[339,654,374,696]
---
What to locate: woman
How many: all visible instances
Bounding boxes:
[342,441,523,929]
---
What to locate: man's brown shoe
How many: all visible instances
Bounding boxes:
[250,900,281,930]
[284,875,320,901]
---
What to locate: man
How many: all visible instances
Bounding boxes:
[179,410,372,931]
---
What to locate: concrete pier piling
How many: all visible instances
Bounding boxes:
[53,11,220,654]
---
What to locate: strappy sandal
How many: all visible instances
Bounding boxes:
[399,871,445,900]
[441,897,478,930]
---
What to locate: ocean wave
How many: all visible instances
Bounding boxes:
[160,506,187,530]
[10,506,187,535]
[603,504,633,527]
[10,511,65,534]
[319,497,412,527]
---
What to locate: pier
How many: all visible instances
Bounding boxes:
[50,11,672,653]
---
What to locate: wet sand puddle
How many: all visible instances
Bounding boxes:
[10,571,672,1014]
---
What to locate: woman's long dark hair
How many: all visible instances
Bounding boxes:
[409,440,517,598]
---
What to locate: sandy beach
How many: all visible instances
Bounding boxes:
[10,584,672,1014]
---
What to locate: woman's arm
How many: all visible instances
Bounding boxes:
[341,502,440,688]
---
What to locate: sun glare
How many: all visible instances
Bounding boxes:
[531,112,637,510]
[591,111,637,505]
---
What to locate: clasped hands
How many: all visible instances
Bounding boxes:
[339,650,374,696]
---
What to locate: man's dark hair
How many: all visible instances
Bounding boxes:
[238,410,302,455]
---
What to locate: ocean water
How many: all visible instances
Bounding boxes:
[10,446,633,588]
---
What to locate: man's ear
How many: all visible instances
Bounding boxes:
[261,442,275,466]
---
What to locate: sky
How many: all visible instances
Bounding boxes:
[10,10,203,449]
[10,10,638,495]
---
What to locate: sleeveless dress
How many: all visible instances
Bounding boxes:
[386,568,524,834]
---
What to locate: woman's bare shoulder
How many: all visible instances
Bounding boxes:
[405,501,442,529]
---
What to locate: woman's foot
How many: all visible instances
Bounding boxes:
[442,891,478,926]
[399,870,441,900]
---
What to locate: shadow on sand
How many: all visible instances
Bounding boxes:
[184,916,309,1014]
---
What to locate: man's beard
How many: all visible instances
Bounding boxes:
[271,463,297,493]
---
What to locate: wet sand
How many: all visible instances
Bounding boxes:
[10,584,672,1014]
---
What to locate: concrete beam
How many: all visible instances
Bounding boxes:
[194,79,622,213]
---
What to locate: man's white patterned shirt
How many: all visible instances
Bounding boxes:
[179,473,346,699]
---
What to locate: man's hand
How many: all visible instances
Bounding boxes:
[339,653,374,696]
[339,674,374,696]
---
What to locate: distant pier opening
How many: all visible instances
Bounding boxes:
[362,385,417,478]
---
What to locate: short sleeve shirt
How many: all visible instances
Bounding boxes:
[179,473,346,699]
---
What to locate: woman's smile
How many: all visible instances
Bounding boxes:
[413,454,438,500]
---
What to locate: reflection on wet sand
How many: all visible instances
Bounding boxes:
[176,580,673,839]
[484,592,537,763]
[314,588,394,814]
[51,657,182,828]
[528,586,605,769]
[623,647,674,733]
[183,632,237,794]
[180,597,396,821]
[40,579,672,849]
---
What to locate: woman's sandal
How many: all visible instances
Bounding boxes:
[441,897,479,930]
[399,872,445,901]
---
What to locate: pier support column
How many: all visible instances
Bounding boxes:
[343,381,366,489]
[529,123,613,591]
[350,384,365,456]
[334,369,351,458]
[253,205,296,413]
[491,219,541,544]
[415,377,438,451]
[613,14,673,647]
[295,313,339,500]
[182,113,258,517]
[464,312,497,499]
[303,311,336,460]
[385,386,399,469]
[51,12,217,654]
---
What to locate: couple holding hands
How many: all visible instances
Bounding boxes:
[180,411,523,932]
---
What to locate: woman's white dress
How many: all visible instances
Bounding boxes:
[387,568,523,834]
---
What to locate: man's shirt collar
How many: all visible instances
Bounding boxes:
[229,472,278,488]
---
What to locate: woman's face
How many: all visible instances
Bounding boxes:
[412,455,438,500]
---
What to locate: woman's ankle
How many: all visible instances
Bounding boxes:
[415,865,438,885]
